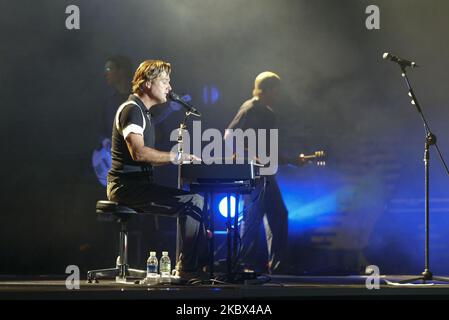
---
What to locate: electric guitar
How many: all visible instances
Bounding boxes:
[229,150,326,167]
[297,150,326,166]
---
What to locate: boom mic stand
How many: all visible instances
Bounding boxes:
[387,62,449,284]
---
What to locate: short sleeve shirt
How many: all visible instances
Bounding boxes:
[226,97,277,154]
[108,94,155,180]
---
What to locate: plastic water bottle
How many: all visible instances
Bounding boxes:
[160,251,171,277]
[146,251,158,277]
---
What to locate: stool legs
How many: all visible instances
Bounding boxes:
[87,221,146,283]
[118,221,127,279]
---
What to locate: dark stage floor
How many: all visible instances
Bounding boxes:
[2,274,449,300]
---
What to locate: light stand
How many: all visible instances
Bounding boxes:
[225,192,241,280]
[387,63,449,284]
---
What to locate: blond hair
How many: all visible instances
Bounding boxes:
[131,59,171,95]
[252,71,281,97]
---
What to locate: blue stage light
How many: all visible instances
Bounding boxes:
[218,195,236,218]
[202,85,220,104]
[276,165,342,235]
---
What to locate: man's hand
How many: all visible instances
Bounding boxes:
[172,152,201,164]
[298,154,308,166]
[182,153,201,164]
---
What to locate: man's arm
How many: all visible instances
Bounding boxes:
[125,133,198,166]
[224,104,249,155]
[125,133,175,166]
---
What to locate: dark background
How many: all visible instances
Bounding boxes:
[1,0,449,276]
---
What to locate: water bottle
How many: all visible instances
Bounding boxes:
[160,251,171,277]
[146,251,158,277]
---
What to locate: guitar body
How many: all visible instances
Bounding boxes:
[92,138,112,187]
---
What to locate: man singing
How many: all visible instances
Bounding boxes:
[107,59,208,277]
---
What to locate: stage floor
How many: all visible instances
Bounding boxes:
[2,275,449,300]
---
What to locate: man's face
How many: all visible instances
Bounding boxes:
[104,61,119,86]
[147,71,172,104]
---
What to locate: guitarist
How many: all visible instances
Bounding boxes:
[225,71,288,274]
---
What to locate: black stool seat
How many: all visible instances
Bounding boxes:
[96,200,138,222]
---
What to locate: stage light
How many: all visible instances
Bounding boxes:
[276,165,342,235]
[218,195,236,218]
[202,85,220,104]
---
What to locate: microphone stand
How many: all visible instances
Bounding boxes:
[177,113,189,189]
[175,110,215,279]
[175,111,191,269]
[387,64,449,284]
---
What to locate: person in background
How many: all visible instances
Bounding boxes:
[102,55,134,138]
[225,71,289,274]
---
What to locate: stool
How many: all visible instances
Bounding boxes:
[87,200,147,283]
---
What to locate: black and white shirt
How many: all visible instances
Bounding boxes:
[108,94,156,181]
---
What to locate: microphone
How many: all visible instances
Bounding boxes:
[168,91,201,117]
[383,52,419,68]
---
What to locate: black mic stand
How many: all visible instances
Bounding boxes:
[175,110,216,279]
[387,64,449,284]
[176,112,190,189]
[175,111,192,270]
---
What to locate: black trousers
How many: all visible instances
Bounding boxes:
[107,178,208,272]
[239,175,289,273]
